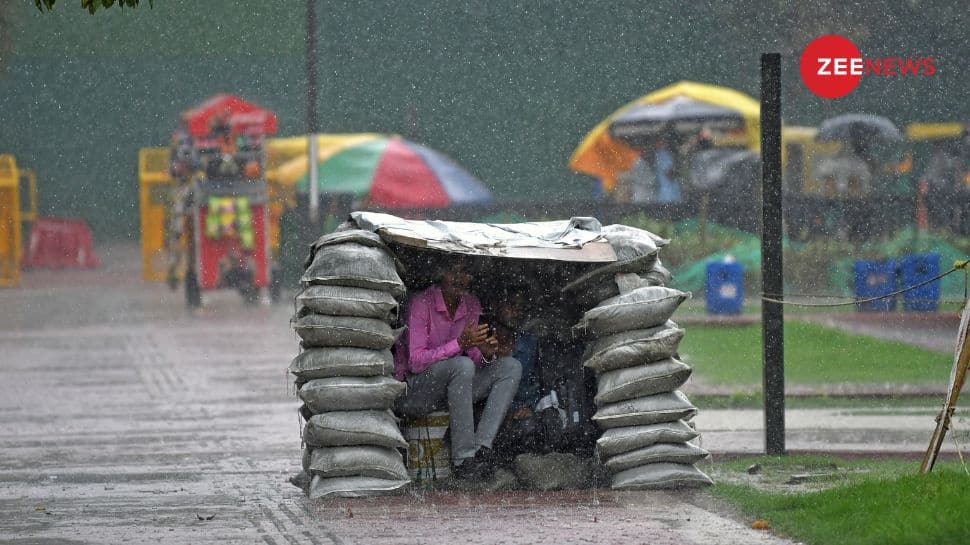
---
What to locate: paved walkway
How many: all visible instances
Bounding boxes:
[1,244,965,544]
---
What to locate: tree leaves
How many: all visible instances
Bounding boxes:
[34,0,154,15]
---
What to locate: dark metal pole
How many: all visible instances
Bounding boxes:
[761,53,785,455]
[305,0,320,223]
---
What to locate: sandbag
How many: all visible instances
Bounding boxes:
[296,285,399,320]
[562,255,657,299]
[601,224,668,261]
[604,443,710,473]
[304,445,409,480]
[611,462,713,490]
[302,242,406,298]
[592,390,698,429]
[561,225,667,299]
[302,447,312,471]
[641,260,672,287]
[571,261,675,310]
[307,474,409,499]
[574,287,690,337]
[289,348,394,380]
[596,420,699,458]
[292,312,400,350]
[583,322,685,373]
[304,229,395,269]
[614,272,655,294]
[594,358,693,405]
[298,377,406,412]
[303,410,407,449]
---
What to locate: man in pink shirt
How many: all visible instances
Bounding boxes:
[394,259,522,481]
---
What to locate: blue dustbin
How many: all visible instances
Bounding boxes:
[705,260,743,315]
[900,253,940,311]
[853,259,897,312]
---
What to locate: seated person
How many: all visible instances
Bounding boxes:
[490,290,541,416]
[394,260,522,481]
[486,291,543,461]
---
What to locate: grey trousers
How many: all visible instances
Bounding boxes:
[397,356,522,465]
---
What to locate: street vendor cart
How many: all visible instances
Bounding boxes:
[168,94,279,307]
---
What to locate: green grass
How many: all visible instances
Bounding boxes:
[679,321,951,386]
[712,456,970,545]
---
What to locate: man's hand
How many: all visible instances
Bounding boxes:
[458,323,490,351]
[479,334,500,359]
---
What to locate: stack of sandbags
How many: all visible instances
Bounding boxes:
[570,225,713,490]
[562,224,672,309]
[289,230,411,499]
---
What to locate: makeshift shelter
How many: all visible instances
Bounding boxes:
[289,212,712,498]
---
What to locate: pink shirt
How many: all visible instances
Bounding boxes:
[393,285,484,380]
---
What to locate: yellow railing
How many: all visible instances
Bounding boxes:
[0,154,22,287]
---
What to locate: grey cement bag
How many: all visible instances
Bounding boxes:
[305,230,388,267]
[302,410,407,449]
[565,269,669,311]
[298,377,406,412]
[601,224,668,262]
[307,475,409,499]
[561,225,668,301]
[592,390,698,429]
[302,447,313,471]
[289,348,394,380]
[296,285,399,321]
[596,420,699,458]
[594,358,693,405]
[614,272,655,293]
[302,242,406,298]
[574,286,690,337]
[642,260,672,287]
[292,312,400,350]
[305,445,409,480]
[584,322,685,373]
[611,462,713,490]
[604,443,710,473]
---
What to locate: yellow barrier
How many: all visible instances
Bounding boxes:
[138,147,173,281]
[19,168,38,224]
[0,154,21,287]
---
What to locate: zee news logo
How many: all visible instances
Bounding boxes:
[800,34,937,99]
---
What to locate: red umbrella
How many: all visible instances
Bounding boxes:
[181,94,278,137]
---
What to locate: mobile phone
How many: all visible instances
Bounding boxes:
[479,312,496,337]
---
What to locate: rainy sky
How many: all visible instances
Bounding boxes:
[0,0,967,237]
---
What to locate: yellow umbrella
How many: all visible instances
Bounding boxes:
[569,81,761,191]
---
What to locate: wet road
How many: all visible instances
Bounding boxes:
[0,244,958,544]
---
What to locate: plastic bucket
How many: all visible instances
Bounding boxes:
[402,411,451,481]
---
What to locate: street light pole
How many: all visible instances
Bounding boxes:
[305,0,320,224]
[761,53,785,455]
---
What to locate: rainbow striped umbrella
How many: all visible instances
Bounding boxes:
[276,134,493,208]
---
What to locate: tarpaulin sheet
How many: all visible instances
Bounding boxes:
[351,212,616,262]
